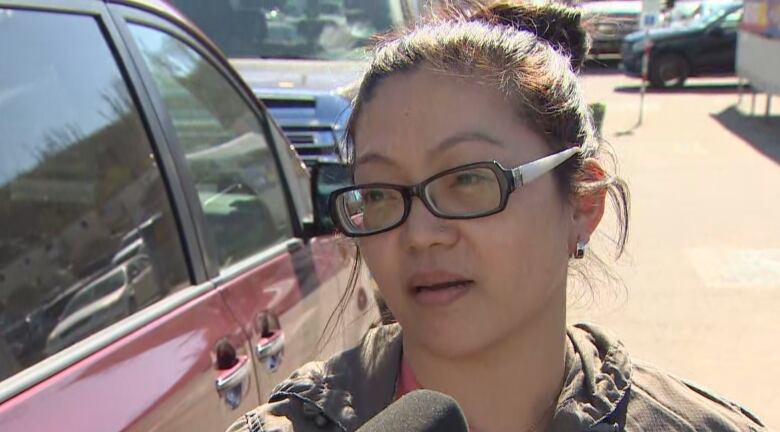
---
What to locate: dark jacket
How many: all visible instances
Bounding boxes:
[226,323,768,432]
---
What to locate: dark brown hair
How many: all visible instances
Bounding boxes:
[321,0,631,342]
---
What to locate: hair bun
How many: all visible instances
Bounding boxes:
[469,1,590,72]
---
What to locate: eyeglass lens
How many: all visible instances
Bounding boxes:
[335,166,503,234]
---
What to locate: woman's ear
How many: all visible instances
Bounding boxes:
[570,158,607,244]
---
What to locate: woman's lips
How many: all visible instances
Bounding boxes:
[408,272,473,306]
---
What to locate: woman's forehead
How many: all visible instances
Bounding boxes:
[353,69,546,165]
[360,68,505,123]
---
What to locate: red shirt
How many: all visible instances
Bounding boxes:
[394,356,421,400]
[394,356,482,431]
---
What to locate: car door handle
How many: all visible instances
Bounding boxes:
[215,354,250,392]
[256,331,285,366]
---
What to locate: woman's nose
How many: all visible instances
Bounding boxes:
[399,197,459,251]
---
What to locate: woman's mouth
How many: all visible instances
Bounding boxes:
[410,278,474,306]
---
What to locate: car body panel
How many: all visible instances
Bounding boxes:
[0,287,258,432]
[214,236,369,400]
[694,25,739,73]
[0,0,362,431]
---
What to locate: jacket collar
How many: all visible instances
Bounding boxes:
[551,323,633,430]
[273,323,631,431]
[324,323,404,430]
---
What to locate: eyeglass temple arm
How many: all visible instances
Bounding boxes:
[511,147,581,188]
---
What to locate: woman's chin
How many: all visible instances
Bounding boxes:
[400,314,499,359]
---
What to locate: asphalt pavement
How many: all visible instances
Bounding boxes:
[569,65,780,428]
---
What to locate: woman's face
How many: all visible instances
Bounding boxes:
[353,68,575,357]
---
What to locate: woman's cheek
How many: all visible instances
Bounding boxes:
[359,237,398,291]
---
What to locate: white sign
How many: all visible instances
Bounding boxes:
[641,0,662,28]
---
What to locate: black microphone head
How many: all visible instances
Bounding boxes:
[357,389,469,432]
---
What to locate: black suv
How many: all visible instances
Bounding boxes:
[621,2,743,88]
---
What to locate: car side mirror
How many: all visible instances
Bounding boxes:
[306,162,352,237]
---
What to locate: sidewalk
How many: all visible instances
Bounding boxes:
[570,72,780,429]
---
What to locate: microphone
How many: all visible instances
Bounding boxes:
[356,389,469,431]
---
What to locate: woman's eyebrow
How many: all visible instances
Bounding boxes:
[433,131,505,155]
[355,131,503,166]
[355,152,399,167]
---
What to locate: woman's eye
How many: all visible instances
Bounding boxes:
[453,173,486,186]
[365,190,386,203]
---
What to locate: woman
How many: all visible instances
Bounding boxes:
[227,2,768,431]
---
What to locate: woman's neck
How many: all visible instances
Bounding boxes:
[401,287,567,432]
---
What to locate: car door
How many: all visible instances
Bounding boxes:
[0,1,258,431]
[111,3,362,401]
[696,7,743,74]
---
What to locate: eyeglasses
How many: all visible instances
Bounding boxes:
[329,147,580,237]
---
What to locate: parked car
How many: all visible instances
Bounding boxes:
[621,1,743,87]
[0,0,373,430]
[168,0,423,167]
[581,0,642,58]
[661,0,742,25]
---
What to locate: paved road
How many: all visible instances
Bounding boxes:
[569,68,780,428]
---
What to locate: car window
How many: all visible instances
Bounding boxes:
[718,8,743,30]
[0,8,190,383]
[170,0,408,60]
[61,268,126,318]
[128,24,294,269]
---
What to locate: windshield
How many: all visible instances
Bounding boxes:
[668,1,702,22]
[171,0,408,60]
[690,2,742,26]
[581,1,641,15]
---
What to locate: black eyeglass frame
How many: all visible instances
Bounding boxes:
[329,147,581,237]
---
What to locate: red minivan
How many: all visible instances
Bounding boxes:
[0,1,373,430]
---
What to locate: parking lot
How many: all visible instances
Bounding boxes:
[571,66,780,429]
[2,0,778,429]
